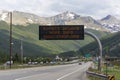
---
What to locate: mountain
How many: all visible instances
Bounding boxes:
[0,10,120,33]
[0,10,107,32]
[65,16,106,31]
[47,11,120,33]
[99,15,120,33]
[47,11,109,32]
[101,15,120,24]
[78,32,120,56]
[47,11,80,25]
[0,10,48,25]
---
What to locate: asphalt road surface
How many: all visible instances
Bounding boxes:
[0,62,92,80]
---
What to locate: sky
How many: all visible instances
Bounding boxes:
[0,0,120,19]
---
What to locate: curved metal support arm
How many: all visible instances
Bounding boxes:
[84,31,102,71]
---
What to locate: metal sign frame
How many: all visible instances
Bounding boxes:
[39,25,102,71]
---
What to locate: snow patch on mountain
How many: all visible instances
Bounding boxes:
[100,15,120,33]
[0,13,8,21]
[102,23,120,33]
[27,18,33,23]
[66,12,75,19]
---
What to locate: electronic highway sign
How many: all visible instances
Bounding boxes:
[39,25,84,40]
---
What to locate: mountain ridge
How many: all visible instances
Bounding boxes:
[0,10,120,32]
[0,11,117,32]
[78,32,120,57]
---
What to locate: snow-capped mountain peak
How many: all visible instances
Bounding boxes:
[65,11,75,19]
[63,11,80,20]
[100,15,120,33]
[100,15,120,24]
[101,15,115,20]
[53,11,80,20]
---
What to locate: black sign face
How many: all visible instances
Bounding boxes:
[39,25,84,40]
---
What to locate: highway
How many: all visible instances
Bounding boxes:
[0,62,91,80]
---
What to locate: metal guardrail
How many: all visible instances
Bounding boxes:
[86,71,108,79]
[86,71,115,80]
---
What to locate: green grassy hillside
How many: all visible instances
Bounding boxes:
[0,21,109,57]
[78,32,120,57]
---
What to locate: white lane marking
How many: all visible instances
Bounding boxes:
[56,66,86,80]
[14,73,46,80]
[15,75,34,80]
[57,62,91,80]
[15,63,91,80]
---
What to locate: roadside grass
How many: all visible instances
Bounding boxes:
[103,68,120,80]
[88,76,103,80]
[0,63,61,70]
[0,64,42,70]
[88,65,120,80]
[0,62,76,70]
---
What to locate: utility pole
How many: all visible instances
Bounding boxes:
[21,40,23,64]
[9,12,12,68]
[105,47,109,76]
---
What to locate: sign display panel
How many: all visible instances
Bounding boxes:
[39,25,84,40]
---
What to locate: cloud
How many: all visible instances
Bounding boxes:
[0,0,120,19]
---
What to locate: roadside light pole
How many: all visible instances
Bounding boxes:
[9,12,12,68]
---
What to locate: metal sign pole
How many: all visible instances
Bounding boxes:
[84,31,102,71]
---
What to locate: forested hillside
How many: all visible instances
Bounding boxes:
[78,32,120,57]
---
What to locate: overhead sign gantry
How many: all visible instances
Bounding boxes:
[39,25,102,71]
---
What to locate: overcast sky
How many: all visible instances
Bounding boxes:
[0,0,120,19]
